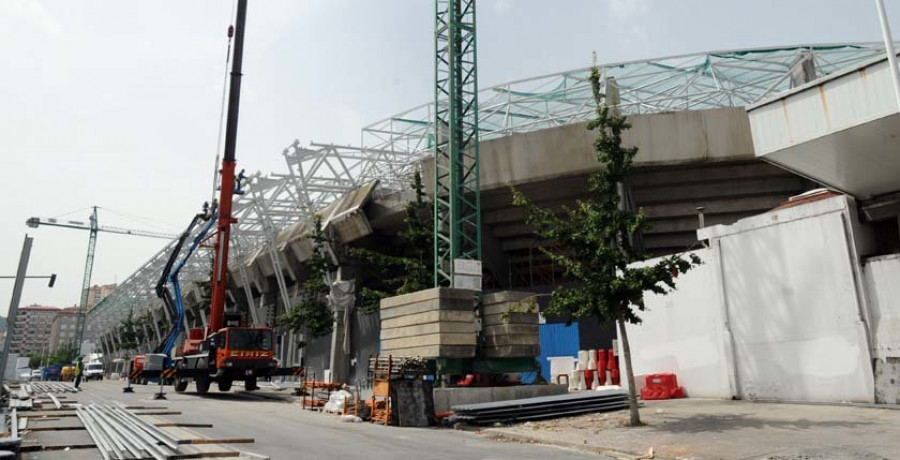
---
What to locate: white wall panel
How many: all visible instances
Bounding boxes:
[624,248,735,398]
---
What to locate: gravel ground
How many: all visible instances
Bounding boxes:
[482,398,900,459]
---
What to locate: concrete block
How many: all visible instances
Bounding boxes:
[330,210,373,243]
[381,332,477,350]
[482,324,539,337]
[380,287,477,310]
[380,322,476,340]
[482,291,533,306]
[380,288,479,359]
[433,384,568,413]
[875,358,900,404]
[288,238,313,264]
[481,345,541,358]
[481,302,538,317]
[381,310,475,329]
[380,299,473,320]
[483,334,539,347]
[483,313,539,326]
[380,345,475,359]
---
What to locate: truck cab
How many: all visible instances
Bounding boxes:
[174,326,277,394]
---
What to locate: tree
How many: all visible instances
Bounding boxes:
[351,172,433,313]
[280,215,335,339]
[24,352,42,369]
[117,312,140,353]
[510,61,701,426]
[26,346,75,368]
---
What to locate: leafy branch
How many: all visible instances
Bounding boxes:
[279,215,335,339]
[351,172,433,314]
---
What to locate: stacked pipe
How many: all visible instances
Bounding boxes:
[451,390,629,424]
[30,382,79,394]
[76,404,183,460]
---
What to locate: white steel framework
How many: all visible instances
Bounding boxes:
[88,43,893,346]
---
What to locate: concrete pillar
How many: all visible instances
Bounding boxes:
[150,309,162,343]
[142,322,152,350]
[285,331,295,368]
[327,279,355,384]
[182,307,191,333]
[99,335,109,360]
[113,329,122,354]
[199,308,208,329]
[161,301,172,323]
[257,297,267,328]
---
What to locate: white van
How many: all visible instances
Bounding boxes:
[84,362,104,381]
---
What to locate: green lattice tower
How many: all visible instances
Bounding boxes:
[434,0,481,287]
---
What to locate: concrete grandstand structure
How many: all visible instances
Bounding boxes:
[87,43,896,382]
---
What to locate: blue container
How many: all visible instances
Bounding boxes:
[536,322,580,383]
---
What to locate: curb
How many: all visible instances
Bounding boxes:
[481,428,656,459]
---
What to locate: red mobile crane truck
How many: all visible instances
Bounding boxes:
[130,0,301,394]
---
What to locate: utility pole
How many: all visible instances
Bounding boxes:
[433,0,482,289]
[876,0,900,111]
[0,236,34,392]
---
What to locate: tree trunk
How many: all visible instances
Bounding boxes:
[617,316,642,426]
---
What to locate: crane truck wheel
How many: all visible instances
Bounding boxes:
[217,379,232,392]
[195,376,210,395]
[174,378,188,392]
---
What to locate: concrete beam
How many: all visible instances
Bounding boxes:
[431,107,755,192]
[641,194,791,220]
[631,160,795,188]
[633,176,805,205]
[481,175,588,211]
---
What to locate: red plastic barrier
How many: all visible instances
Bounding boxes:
[596,350,607,381]
[640,373,685,400]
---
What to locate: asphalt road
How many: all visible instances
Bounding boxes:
[77,380,598,460]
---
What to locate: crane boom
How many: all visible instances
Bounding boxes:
[25,206,179,357]
[26,217,178,240]
[208,0,248,334]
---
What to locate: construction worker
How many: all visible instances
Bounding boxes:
[73,356,84,389]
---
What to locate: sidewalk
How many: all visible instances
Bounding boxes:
[481,398,899,459]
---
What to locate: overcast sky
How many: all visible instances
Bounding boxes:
[1,0,898,315]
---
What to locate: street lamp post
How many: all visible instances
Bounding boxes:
[0,236,34,393]
[876,0,900,110]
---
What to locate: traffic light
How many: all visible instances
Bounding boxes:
[48,274,57,288]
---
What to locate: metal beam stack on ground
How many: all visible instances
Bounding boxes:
[76,403,182,460]
[451,390,629,424]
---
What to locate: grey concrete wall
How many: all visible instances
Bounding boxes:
[423,107,755,192]
[294,309,381,387]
